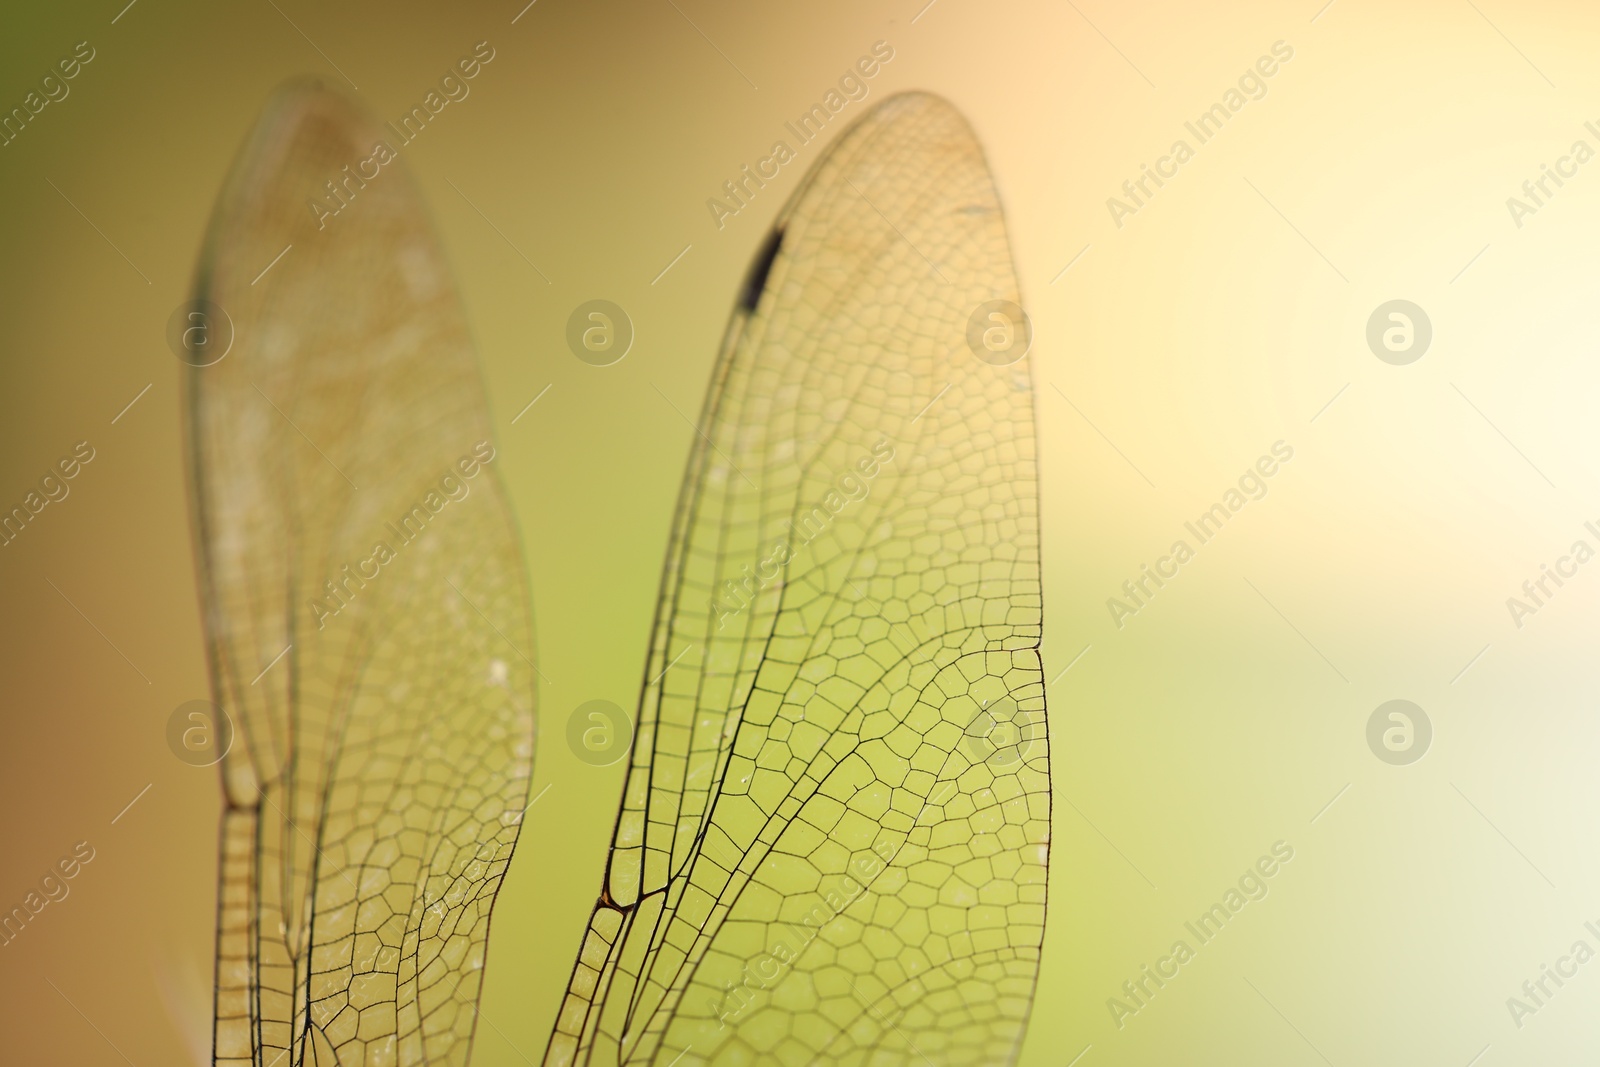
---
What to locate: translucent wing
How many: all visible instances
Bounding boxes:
[184,82,536,1067]
[545,92,1048,1067]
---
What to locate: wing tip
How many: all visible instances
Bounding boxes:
[867,89,971,130]
[257,76,367,132]
[215,78,379,222]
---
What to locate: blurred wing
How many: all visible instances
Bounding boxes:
[185,82,536,1067]
[545,91,1048,1067]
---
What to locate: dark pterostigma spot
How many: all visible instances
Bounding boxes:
[739,226,785,312]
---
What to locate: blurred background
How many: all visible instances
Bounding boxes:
[5,0,1600,1063]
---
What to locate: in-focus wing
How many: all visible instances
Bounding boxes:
[184,82,536,1067]
[545,91,1048,1067]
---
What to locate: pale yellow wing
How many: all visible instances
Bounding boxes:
[545,91,1048,1067]
[184,81,536,1067]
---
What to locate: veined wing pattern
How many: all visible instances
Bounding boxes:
[546,92,1049,1067]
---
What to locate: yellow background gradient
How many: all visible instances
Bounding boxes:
[4,0,1600,1064]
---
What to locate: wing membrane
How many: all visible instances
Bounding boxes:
[546,91,1048,1067]
[185,82,536,1067]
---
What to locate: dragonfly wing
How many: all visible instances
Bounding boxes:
[546,91,1048,1067]
[186,82,537,1067]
